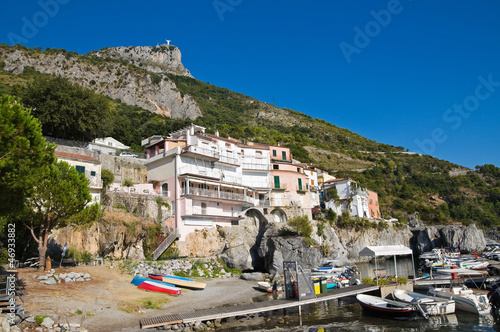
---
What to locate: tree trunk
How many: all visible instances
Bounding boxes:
[38,229,49,270]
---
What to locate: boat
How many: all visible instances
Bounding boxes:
[148,273,166,281]
[137,280,181,295]
[162,275,207,290]
[393,289,455,315]
[131,276,175,287]
[428,286,491,315]
[130,276,181,295]
[433,268,489,279]
[356,294,427,319]
[257,281,282,293]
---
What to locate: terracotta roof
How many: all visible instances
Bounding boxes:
[324,178,347,183]
[55,150,100,163]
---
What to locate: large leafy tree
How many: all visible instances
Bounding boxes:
[0,94,55,217]
[24,161,99,269]
[19,75,115,141]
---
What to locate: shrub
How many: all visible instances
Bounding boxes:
[288,215,313,238]
[123,178,134,187]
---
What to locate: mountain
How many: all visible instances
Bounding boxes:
[1,43,499,228]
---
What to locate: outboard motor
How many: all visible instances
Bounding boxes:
[488,278,500,312]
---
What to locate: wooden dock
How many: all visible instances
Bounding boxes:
[140,284,378,329]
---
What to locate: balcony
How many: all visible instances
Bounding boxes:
[219,154,241,166]
[181,187,246,202]
[296,185,308,193]
[182,145,220,160]
[271,183,287,191]
[242,163,270,171]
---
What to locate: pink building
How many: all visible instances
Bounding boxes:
[367,190,381,219]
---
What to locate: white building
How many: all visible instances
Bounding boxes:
[323,179,370,219]
[54,150,103,204]
[144,124,272,241]
[88,137,130,156]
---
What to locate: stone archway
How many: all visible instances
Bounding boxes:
[245,208,269,272]
[270,208,287,223]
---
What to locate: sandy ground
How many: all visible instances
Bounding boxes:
[15,264,266,332]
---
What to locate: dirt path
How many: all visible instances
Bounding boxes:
[16,265,265,331]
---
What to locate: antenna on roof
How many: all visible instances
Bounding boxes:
[165,39,171,46]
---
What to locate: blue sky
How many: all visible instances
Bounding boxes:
[2,1,500,169]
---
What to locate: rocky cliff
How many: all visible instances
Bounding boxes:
[89,45,192,77]
[412,224,486,254]
[0,45,201,118]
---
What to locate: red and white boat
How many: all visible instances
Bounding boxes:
[137,280,181,295]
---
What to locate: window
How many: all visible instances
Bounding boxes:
[297,168,301,173]
[273,164,279,170]
[231,207,234,216]
[298,178,303,191]
[225,143,231,148]
[90,171,96,176]
[75,165,85,174]
[282,151,286,160]
[201,203,207,215]
[199,183,209,190]
[272,150,277,157]
[256,151,262,156]
[274,176,280,189]
[162,183,169,196]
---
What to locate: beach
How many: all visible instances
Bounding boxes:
[15,264,262,331]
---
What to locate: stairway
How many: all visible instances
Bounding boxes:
[152,229,179,260]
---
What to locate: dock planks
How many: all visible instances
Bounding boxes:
[140,284,378,329]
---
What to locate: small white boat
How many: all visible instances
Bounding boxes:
[356,294,426,319]
[433,268,488,278]
[428,286,491,315]
[257,281,281,293]
[393,289,455,315]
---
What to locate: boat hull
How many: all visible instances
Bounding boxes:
[393,289,455,315]
[356,294,419,318]
[138,280,181,295]
[429,288,491,315]
[162,275,207,290]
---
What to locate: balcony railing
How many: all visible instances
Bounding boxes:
[219,154,241,166]
[258,199,270,206]
[272,183,287,190]
[183,145,220,159]
[242,163,270,171]
[182,187,246,201]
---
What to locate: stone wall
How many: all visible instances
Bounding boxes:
[54,145,147,185]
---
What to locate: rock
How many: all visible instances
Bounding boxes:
[240,272,265,281]
[171,324,179,330]
[67,272,75,279]
[42,278,57,285]
[76,277,85,282]
[65,278,73,283]
[11,326,21,332]
[83,273,91,279]
[41,316,55,328]
[37,275,48,280]
[0,315,10,332]
[440,224,486,253]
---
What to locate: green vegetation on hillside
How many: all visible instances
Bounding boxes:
[1,44,500,228]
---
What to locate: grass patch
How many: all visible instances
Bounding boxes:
[117,297,171,313]
[75,309,83,315]
[34,315,49,325]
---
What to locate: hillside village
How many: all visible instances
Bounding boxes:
[54,123,383,259]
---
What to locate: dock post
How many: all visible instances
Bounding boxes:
[298,305,302,326]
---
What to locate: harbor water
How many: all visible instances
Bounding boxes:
[215,257,499,331]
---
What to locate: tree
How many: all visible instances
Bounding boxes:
[0,95,55,217]
[287,215,313,238]
[101,168,115,190]
[19,75,115,141]
[24,161,99,269]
